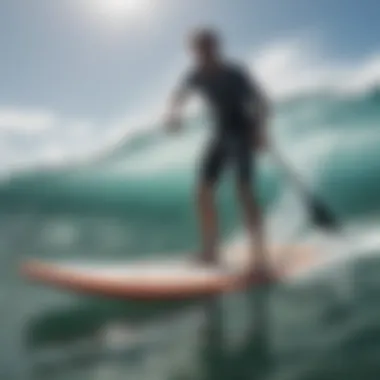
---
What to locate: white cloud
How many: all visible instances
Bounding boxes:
[0,108,57,133]
[250,37,380,98]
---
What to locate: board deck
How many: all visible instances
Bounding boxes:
[20,244,323,300]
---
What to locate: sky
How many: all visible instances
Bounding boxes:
[1,0,380,168]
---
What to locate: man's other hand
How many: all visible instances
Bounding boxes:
[166,113,183,133]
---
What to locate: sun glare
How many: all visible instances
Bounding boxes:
[95,0,151,18]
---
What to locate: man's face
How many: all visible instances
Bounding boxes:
[191,38,219,66]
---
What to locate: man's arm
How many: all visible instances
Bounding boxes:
[166,72,194,133]
[166,87,189,132]
[253,86,270,151]
[239,67,270,150]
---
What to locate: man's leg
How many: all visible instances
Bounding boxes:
[197,139,226,264]
[197,182,218,263]
[236,183,267,271]
[235,140,269,275]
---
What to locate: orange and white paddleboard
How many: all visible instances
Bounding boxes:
[20,244,324,300]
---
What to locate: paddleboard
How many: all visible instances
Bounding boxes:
[20,245,322,300]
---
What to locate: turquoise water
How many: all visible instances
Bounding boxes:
[1,90,380,379]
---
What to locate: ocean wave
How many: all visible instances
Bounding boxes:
[1,87,379,219]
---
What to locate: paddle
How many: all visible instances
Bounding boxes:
[272,149,340,231]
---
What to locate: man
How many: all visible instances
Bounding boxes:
[166,28,270,277]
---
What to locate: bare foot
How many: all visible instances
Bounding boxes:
[194,251,218,266]
[244,264,276,283]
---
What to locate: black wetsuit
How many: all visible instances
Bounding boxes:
[182,62,261,185]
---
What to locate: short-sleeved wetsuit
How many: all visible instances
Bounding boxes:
[182,62,261,185]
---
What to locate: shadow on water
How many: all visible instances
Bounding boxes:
[198,286,273,380]
[197,255,380,380]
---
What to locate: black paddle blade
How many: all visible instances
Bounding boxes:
[310,199,339,230]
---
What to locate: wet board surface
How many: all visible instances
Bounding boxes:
[20,244,324,300]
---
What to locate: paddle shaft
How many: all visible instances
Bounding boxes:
[271,148,340,230]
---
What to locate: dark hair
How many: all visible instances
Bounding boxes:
[190,27,220,49]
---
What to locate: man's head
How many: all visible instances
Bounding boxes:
[189,28,222,67]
